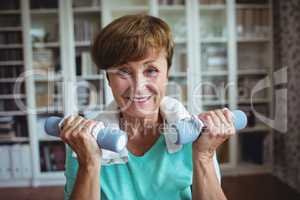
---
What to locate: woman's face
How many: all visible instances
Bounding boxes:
[107,49,168,118]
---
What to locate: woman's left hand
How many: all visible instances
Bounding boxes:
[192,108,236,161]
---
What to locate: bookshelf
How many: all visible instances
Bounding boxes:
[157,0,188,105]
[0,0,274,187]
[0,0,32,187]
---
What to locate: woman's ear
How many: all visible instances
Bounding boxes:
[166,68,170,78]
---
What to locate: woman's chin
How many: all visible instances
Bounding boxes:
[124,96,159,117]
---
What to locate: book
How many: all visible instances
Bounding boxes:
[0,145,11,180]
[50,144,65,171]
[20,144,32,178]
[81,52,98,75]
[40,142,65,172]
[0,0,19,10]
[32,48,55,73]
[37,116,49,139]
[10,144,22,178]
[0,116,15,139]
[14,116,28,137]
[35,82,55,108]
[30,0,58,9]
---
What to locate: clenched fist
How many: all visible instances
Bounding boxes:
[60,115,102,168]
[193,108,236,161]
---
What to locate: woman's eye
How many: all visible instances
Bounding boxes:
[117,68,131,77]
[145,67,158,77]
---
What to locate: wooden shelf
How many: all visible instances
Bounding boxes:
[32,42,59,48]
[239,98,270,104]
[0,10,21,14]
[33,74,63,82]
[39,171,65,179]
[0,94,26,99]
[0,78,22,82]
[0,61,23,66]
[236,4,269,9]
[0,111,27,116]
[0,27,22,32]
[238,69,269,76]
[36,106,63,114]
[0,44,22,49]
[31,8,58,15]
[221,162,272,176]
[238,37,271,43]
[111,5,148,12]
[158,5,185,12]
[0,137,29,143]
[199,4,226,10]
[200,37,227,43]
[202,70,228,76]
[39,136,61,142]
[75,40,91,47]
[73,6,101,13]
[77,74,104,80]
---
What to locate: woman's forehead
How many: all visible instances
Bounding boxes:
[126,49,167,65]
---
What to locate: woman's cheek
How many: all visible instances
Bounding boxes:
[110,77,130,100]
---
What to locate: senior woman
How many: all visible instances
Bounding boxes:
[62,14,235,200]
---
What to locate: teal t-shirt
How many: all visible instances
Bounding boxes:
[64,134,193,200]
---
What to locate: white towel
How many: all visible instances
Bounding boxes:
[86,96,190,164]
[76,96,221,182]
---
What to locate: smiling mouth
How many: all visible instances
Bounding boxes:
[125,95,152,103]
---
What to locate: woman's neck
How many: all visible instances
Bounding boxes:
[120,110,163,139]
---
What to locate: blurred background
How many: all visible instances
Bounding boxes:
[0,0,299,199]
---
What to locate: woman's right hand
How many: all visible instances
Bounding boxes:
[60,115,102,168]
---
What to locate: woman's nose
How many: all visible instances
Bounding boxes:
[132,73,148,93]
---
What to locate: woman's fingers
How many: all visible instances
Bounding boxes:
[223,108,234,125]
[61,115,84,143]
[215,109,230,127]
[194,108,237,158]
[199,108,236,138]
[60,115,99,150]
[76,119,98,145]
[61,115,82,133]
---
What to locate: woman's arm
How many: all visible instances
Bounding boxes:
[70,164,101,200]
[192,154,226,200]
[192,108,235,200]
[60,115,102,200]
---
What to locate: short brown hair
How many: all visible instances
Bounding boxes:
[91,14,174,70]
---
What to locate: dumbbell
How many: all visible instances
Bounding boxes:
[44,110,247,153]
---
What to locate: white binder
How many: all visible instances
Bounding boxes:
[10,144,22,178]
[0,145,11,180]
[21,144,32,178]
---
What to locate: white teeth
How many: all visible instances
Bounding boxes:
[130,96,151,102]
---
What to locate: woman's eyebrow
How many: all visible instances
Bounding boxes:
[143,59,157,64]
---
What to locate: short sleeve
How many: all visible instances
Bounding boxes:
[64,145,79,200]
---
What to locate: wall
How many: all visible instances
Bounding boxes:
[273,0,300,193]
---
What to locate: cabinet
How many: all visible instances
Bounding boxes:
[0,0,273,187]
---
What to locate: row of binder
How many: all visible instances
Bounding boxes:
[0,144,32,179]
